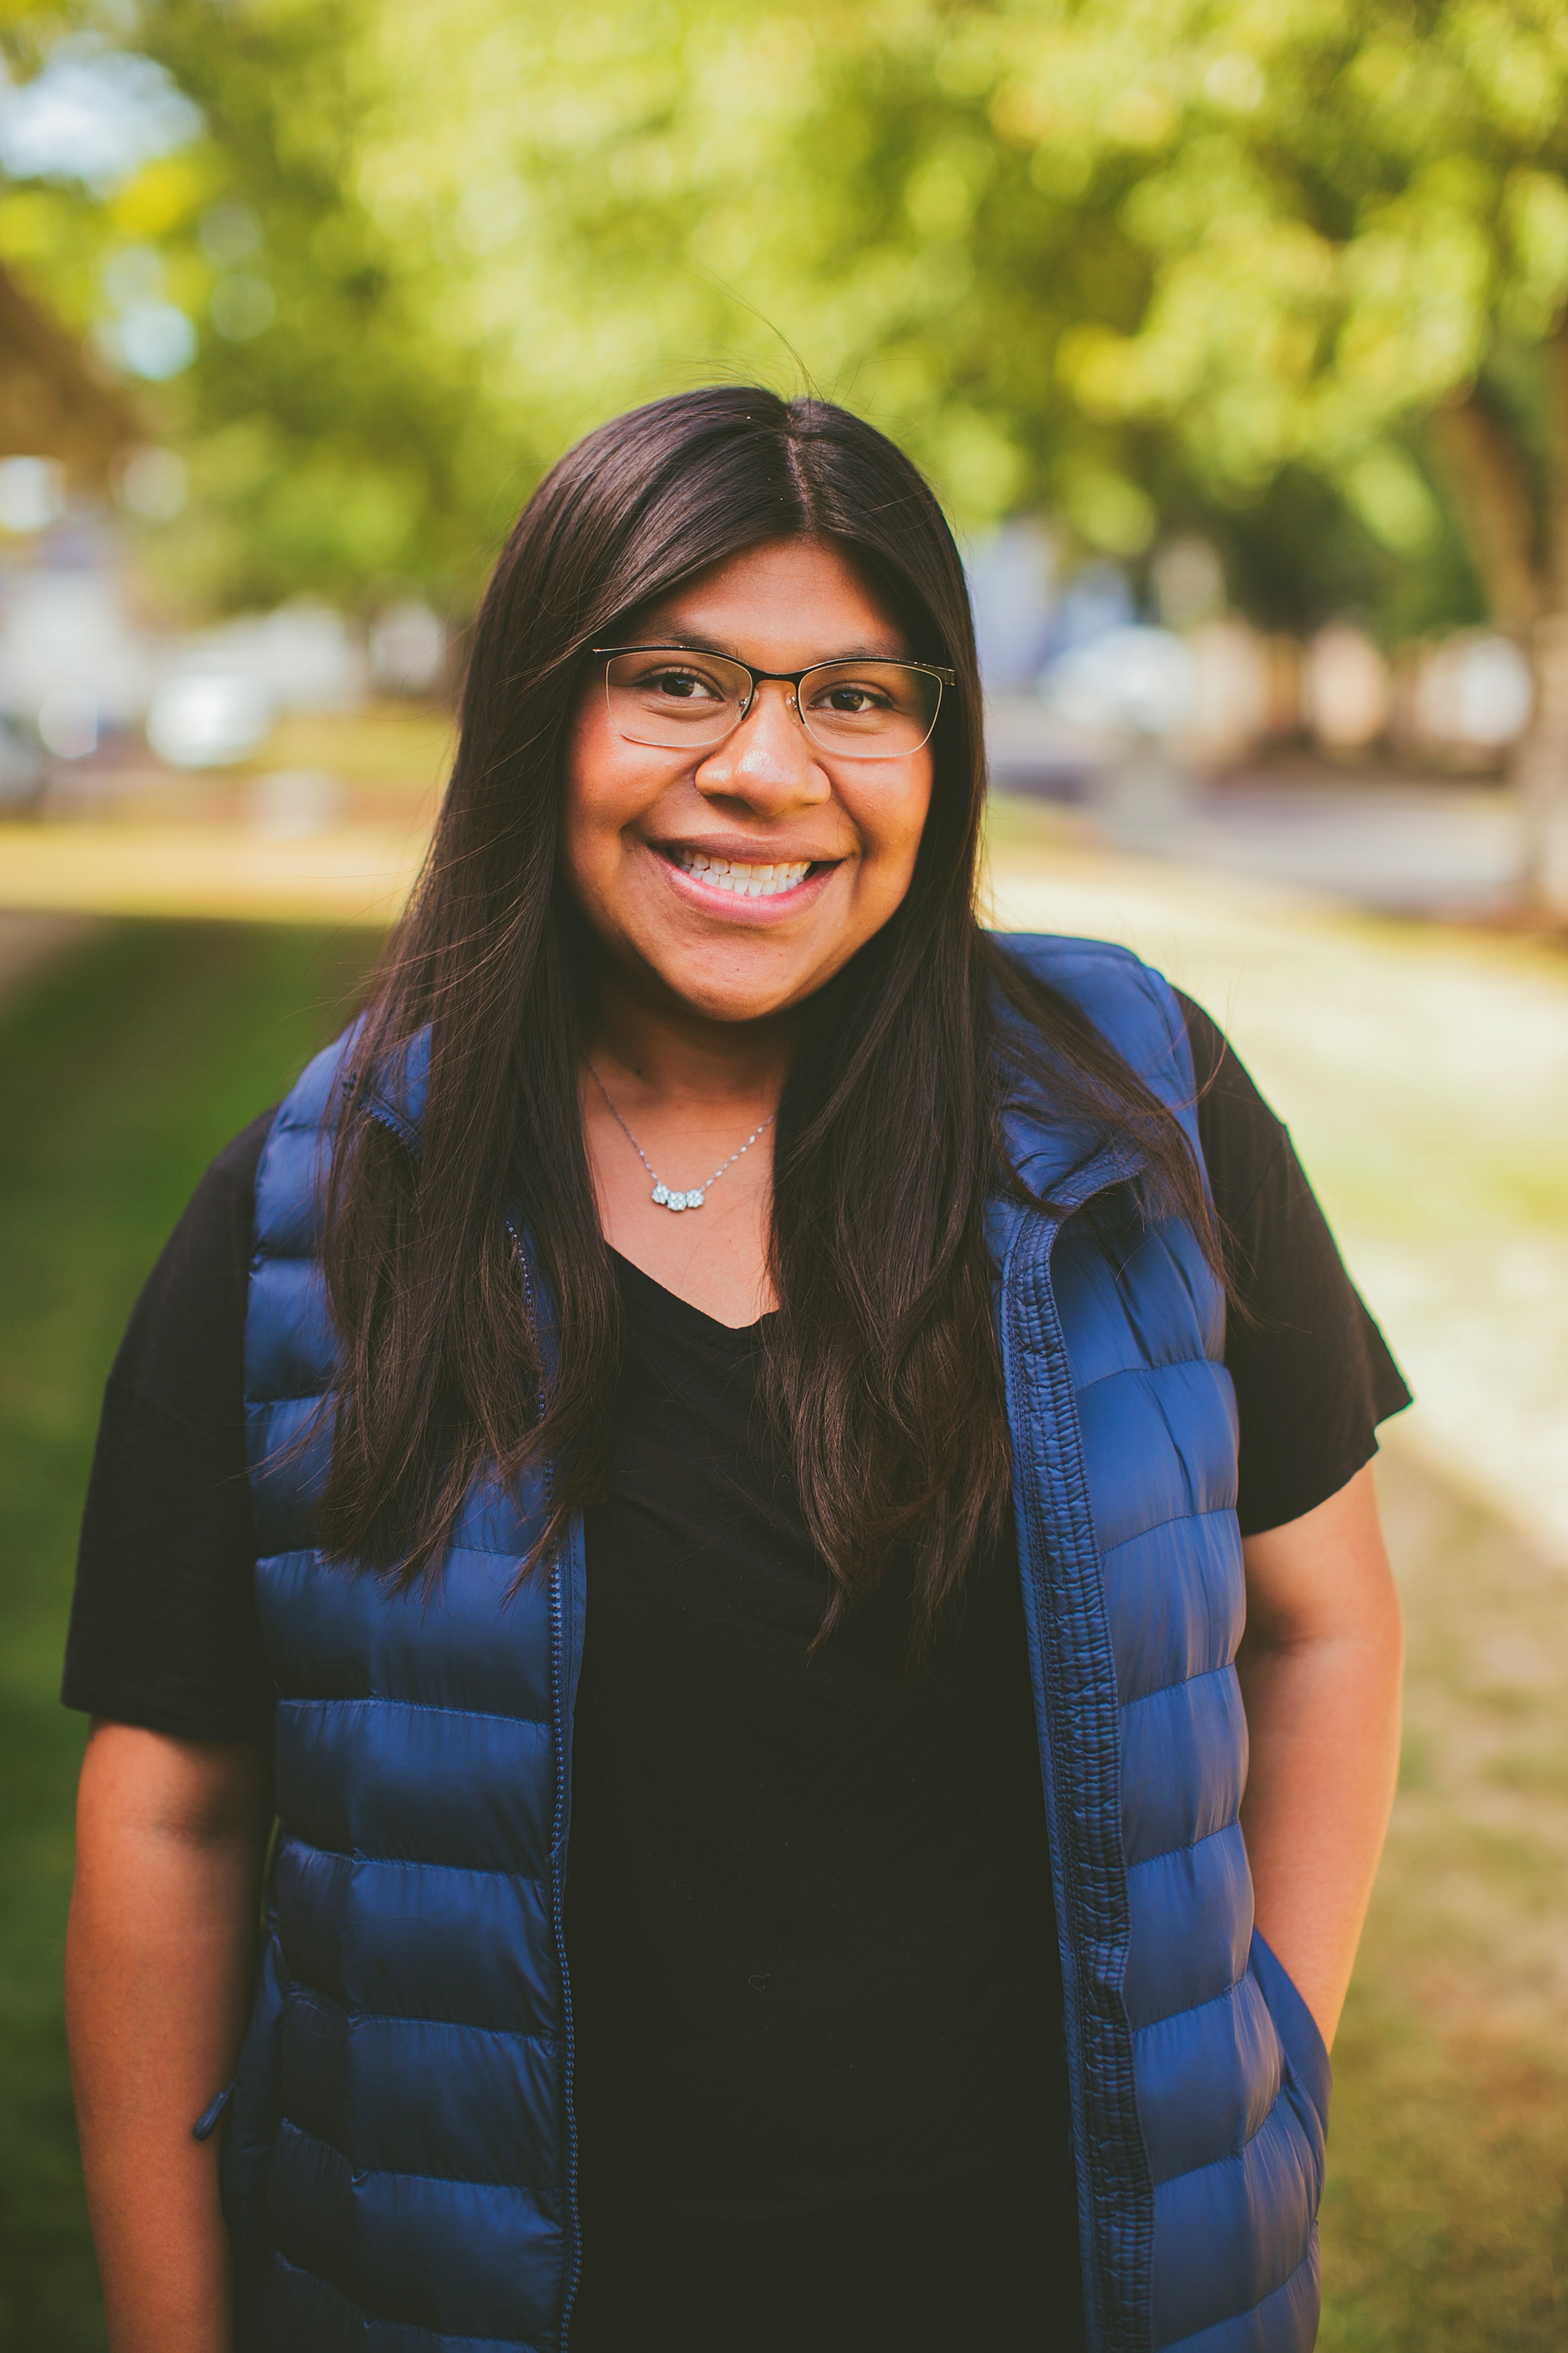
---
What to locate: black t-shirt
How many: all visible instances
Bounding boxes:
[569,1258,1077,2350]
[61,997,1408,2350]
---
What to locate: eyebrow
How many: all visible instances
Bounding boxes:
[638,629,915,663]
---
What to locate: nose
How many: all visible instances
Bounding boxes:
[692,678,831,816]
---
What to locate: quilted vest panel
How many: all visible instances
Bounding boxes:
[233,934,1328,2353]
[995,938,1328,2353]
[237,1036,586,2353]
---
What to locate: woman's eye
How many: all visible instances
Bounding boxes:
[815,683,885,714]
[649,667,725,703]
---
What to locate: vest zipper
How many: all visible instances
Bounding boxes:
[509,1220,583,2346]
[1000,1150,1156,2353]
[549,1545,583,2347]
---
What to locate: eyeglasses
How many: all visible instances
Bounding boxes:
[591,645,955,761]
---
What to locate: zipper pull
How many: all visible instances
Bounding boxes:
[192,2079,236,2142]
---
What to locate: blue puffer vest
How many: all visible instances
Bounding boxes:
[228,934,1329,2353]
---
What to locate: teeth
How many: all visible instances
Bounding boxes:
[674,849,812,894]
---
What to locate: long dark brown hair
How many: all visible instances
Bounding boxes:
[318,387,1217,1651]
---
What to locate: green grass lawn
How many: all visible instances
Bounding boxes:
[0,920,380,2350]
[1321,1443,1568,2350]
[0,920,1563,2349]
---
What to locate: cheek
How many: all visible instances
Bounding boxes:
[556,707,598,904]
[852,762,933,894]
[559,698,641,895]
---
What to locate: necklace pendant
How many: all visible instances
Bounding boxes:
[587,1058,772,1224]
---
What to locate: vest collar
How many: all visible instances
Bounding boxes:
[363,1023,430,1163]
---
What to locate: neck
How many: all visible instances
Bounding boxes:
[583,965,796,1114]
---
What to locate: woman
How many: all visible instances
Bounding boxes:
[63,388,1406,2353]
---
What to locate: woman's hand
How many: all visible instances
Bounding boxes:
[65,1722,272,2353]
[1236,1462,1405,2049]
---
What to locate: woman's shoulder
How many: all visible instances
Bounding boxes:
[991,927,1161,987]
[265,1017,430,1150]
[991,929,1181,1023]
[253,1018,434,1261]
[990,929,1190,1096]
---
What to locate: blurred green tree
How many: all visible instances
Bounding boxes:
[0,1,1448,621]
[129,0,494,611]
[982,0,1568,873]
[276,0,1480,616]
[0,0,509,611]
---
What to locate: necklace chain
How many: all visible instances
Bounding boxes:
[584,1059,777,1213]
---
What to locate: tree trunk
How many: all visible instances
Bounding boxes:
[1428,391,1542,635]
[1431,349,1568,913]
[1518,323,1568,908]
[1514,613,1568,909]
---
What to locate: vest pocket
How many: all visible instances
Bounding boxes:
[1249,1924,1331,2211]
[218,1929,288,2337]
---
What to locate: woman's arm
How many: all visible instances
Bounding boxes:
[1236,1462,1404,2049]
[65,1722,272,2353]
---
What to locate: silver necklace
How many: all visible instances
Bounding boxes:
[585,1059,777,1213]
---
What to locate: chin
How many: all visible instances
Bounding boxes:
[634,938,815,1019]
[666,982,801,1024]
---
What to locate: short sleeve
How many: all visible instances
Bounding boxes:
[61,1111,278,1741]
[1179,995,1411,1537]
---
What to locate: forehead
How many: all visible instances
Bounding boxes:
[630,537,911,664]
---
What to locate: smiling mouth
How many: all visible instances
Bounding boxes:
[666,847,825,899]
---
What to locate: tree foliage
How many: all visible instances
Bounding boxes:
[3,0,1566,637]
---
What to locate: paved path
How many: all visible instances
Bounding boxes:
[0,820,424,926]
[987,698,1534,914]
[1182,779,1525,913]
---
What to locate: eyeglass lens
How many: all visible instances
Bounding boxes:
[604,651,942,758]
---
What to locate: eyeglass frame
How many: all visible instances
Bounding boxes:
[589,644,957,761]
